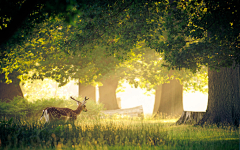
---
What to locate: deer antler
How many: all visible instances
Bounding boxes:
[81,96,89,105]
[70,96,89,105]
[70,96,81,103]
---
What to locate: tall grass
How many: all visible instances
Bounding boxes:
[0,117,238,150]
[0,97,238,149]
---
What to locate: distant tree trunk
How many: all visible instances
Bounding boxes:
[0,73,23,102]
[78,83,96,102]
[116,97,122,109]
[152,85,162,114]
[198,66,240,126]
[154,79,183,117]
[99,78,119,110]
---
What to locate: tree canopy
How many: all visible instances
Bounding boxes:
[1,0,166,83]
[147,0,240,71]
[1,0,238,86]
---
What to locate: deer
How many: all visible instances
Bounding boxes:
[39,96,89,124]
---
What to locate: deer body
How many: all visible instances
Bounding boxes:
[40,97,88,123]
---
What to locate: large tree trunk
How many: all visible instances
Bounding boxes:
[99,78,119,110]
[78,83,96,102]
[154,79,183,117]
[0,73,23,102]
[198,66,240,126]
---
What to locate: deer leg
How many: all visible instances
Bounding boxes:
[65,117,69,123]
[39,110,45,121]
[44,110,50,122]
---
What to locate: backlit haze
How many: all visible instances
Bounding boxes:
[48,80,208,115]
[115,81,208,115]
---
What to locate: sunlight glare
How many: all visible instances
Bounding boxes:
[57,80,208,114]
[183,91,208,112]
[116,81,155,115]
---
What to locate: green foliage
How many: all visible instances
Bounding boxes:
[117,44,208,93]
[1,0,239,86]
[0,118,238,149]
[150,0,240,71]
[0,96,31,118]
[1,0,165,84]
[1,0,210,92]
[0,0,84,84]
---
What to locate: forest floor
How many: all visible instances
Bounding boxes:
[0,117,238,150]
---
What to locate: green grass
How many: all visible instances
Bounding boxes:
[0,117,238,150]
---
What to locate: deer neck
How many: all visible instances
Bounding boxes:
[73,104,83,115]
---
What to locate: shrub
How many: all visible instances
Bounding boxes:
[0,96,30,118]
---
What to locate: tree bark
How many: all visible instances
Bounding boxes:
[154,79,183,117]
[78,83,96,102]
[198,66,240,126]
[0,73,23,102]
[99,78,120,110]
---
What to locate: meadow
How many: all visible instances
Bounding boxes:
[0,97,238,150]
[0,116,238,150]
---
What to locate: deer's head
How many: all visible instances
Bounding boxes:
[70,96,89,112]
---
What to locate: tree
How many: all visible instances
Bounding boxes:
[148,0,240,126]
[18,18,125,108]
[0,0,83,86]
[0,17,69,100]
[119,45,207,116]
[0,0,217,122]
[152,67,207,117]
[0,0,166,101]
[1,0,166,79]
